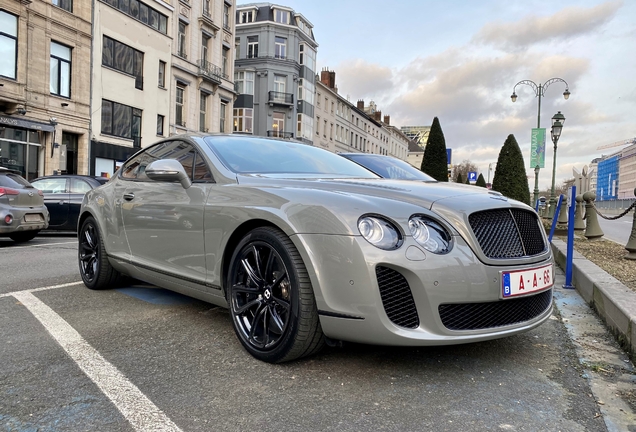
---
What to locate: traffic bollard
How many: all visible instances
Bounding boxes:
[625,188,636,260]
[573,194,585,231]
[583,191,604,240]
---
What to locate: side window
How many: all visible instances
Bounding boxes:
[31,177,67,193]
[120,151,151,180]
[70,178,93,194]
[193,152,213,181]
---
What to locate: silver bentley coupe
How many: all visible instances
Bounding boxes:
[78,135,554,363]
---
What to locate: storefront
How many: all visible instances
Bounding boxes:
[90,140,139,178]
[0,116,55,181]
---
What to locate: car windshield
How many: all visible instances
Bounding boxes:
[342,154,435,181]
[204,136,379,178]
[0,173,33,188]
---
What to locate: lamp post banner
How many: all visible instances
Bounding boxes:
[530,128,546,168]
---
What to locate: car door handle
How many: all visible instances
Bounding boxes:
[123,193,135,201]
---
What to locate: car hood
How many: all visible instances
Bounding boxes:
[238,175,519,212]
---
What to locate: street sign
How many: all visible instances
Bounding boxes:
[467,171,477,183]
[530,128,546,168]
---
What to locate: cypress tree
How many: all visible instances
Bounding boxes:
[456,172,464,184]
[476,173,487,187]
[492,134,531,205]
[420,117,449,182]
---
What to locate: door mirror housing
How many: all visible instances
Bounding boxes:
[145,159,192,189]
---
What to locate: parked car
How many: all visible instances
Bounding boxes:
[78,135,554,363]
[30,175,109,231]
[339,153,435,181]
[0,167,49,242]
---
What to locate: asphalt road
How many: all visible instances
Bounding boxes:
[0,235,633,431]
[597,215,634,244]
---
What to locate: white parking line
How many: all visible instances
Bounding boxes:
[0,281,83,298]
[0,241,76,250]
[11,290,183,432]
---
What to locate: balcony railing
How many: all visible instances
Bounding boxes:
[267,130,293,139]
[268,91,294,105]
[197,59,223,84]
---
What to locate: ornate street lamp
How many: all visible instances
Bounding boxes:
[510,78,570,207]
[548,111,565,218]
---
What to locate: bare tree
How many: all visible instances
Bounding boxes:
[451,159,479,183]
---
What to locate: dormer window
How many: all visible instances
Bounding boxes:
[274,9,289,24]
[240,10,254,23]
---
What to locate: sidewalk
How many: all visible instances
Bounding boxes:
[551,238,636,360]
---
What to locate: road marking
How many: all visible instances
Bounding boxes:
[13,291,183,432]
[0,281,83,298]
[0,241,76,250]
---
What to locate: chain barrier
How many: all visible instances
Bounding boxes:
[589,200,636,220]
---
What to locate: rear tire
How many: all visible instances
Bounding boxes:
[78,216,124,290]
[9,230,39,242]
[226,227,324,363]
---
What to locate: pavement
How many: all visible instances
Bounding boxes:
[551,238,636,361]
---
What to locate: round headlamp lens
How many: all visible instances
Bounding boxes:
[408,216,451,254]
[358,216,401,250]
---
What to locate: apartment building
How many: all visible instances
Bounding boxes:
[90,0,173,177]
[0,0,92,179]
[89,0,236,176]
[171,0,236,137]
[233,3,317,143]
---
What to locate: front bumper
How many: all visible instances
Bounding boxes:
[292,233,553,346]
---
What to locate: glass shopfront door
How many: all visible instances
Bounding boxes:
[0,127,42,181]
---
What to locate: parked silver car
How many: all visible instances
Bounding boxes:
[0,167,49,242]
[78,135,554,363]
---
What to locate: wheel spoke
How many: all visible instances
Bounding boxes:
[271,272,287,290]
[263,250,275,282]
[231,283,260,294]
[234,297,261,315]
[241,258,262,286]
[272,296,290,312]
[269,308,285,334]
[248,303,267,347]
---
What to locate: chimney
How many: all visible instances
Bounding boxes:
[357,100,365,110]
[384,115,390,125]
[374,111,381,121]
[320,68,337,90]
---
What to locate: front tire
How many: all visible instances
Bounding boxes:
[227,227,324,363]
[9,230,39,242]
[78,216,124,290]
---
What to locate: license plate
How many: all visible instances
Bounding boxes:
[24,214,43,222]
[502,264,553,297]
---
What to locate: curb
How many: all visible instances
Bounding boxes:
[551,239,636,360]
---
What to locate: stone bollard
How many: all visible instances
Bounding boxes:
[583,191,604,240]
[624,188,636,260]
[558,198,568,224]
[573,194,585,231]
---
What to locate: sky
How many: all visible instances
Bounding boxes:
[273,0,636,190]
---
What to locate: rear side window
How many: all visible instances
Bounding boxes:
[31,177,67,193]
[70,178,92,194]
[0,173,33,188]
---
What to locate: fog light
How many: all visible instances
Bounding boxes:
[4,215,13,224]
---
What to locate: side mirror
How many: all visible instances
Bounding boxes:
[145,159,192,189]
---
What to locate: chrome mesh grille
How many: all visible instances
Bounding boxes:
[468,209,546,258]
[438,289,552,331]
[376,266,419,329]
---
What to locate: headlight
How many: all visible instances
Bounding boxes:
[358,215,402,250]
[408,216,452,254]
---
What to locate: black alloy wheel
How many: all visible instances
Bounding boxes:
[78,216,124,290]
[227,227,324,363]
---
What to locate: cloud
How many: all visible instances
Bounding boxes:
[473,1,622,51]
[332,59,394,103]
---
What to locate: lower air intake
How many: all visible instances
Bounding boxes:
[376,266,419,329]
[438,289,552,331]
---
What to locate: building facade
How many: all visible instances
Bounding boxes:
[171,0,236,137]
[596,154,620,201]
[233,3,317,143]
[90,0,174,177]
[1,0,92,179]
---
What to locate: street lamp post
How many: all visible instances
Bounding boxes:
[510,78,570,207]
[548,111,565,218]
[487,162,496,186]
